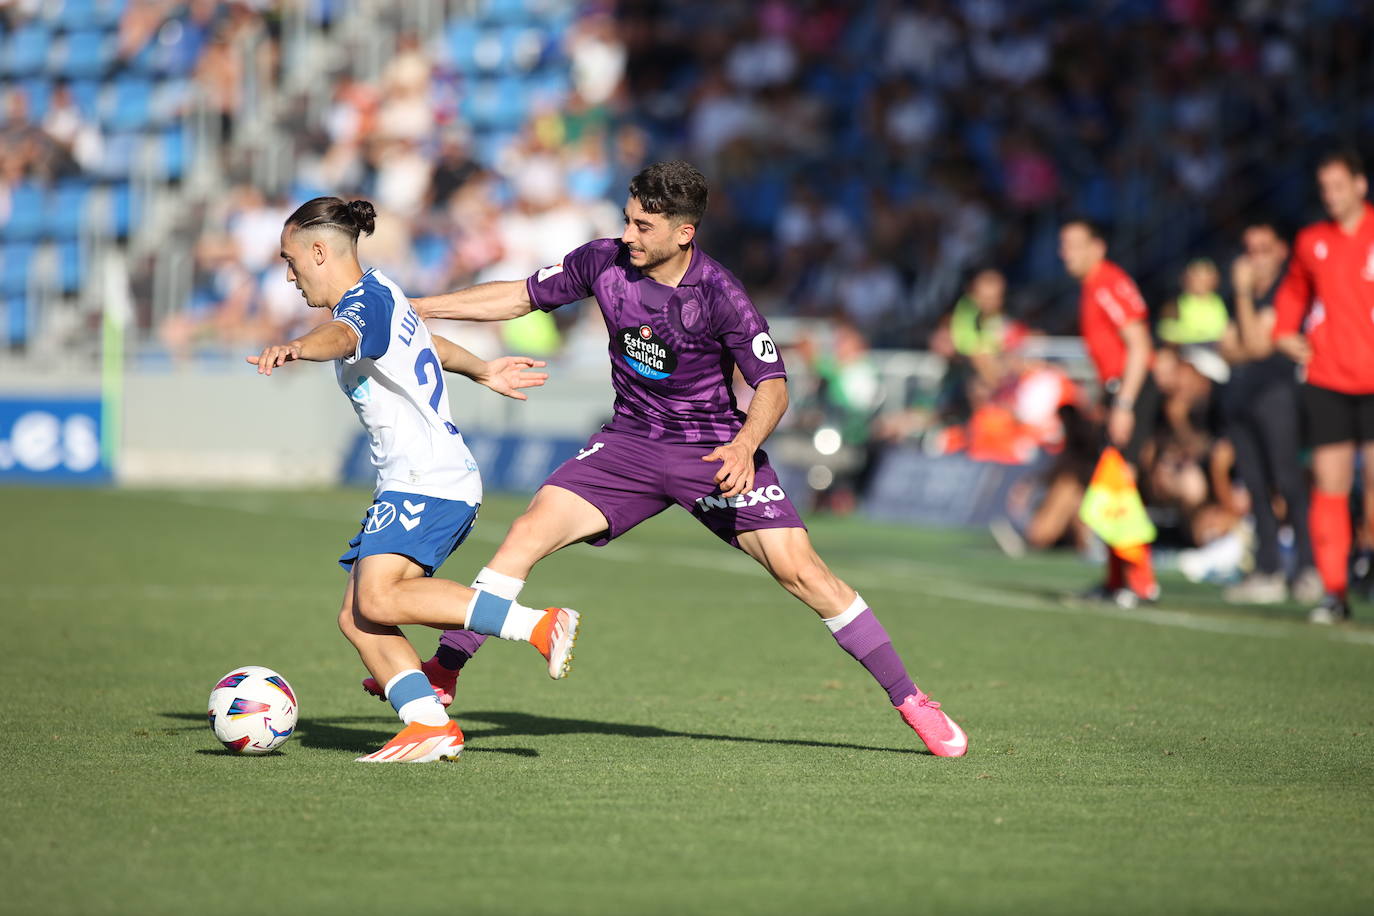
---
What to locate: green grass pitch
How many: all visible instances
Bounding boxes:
[2,486,1372,915]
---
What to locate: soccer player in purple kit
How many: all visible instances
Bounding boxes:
[390,161,968,756]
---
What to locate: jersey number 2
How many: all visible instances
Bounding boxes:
[413,349,444,412]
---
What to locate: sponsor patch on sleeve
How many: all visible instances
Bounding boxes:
[537,262,565,282]
[751,332,779,363]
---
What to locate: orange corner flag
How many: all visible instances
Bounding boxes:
[1078,447,1156,553]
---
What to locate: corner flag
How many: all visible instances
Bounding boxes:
[1078,447,1156,562]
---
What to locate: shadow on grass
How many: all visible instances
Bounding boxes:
[163,710,919,756]
[459,710,920,755]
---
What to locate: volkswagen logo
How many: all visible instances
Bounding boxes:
[364,501,396,532]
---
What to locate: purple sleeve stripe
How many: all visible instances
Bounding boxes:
[745,370,788,385]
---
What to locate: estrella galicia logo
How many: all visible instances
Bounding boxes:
[618,325,678,380]
[364,500,396,533]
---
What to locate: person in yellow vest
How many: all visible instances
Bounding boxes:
[1159,258,1229,345]
[933,268,1027,420]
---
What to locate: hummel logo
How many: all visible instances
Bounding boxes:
[399,499,425,531]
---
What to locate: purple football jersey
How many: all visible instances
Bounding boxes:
[526,239,787,444]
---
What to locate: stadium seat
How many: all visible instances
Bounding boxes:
[482,0,529,25]
[45,181,91,241]
[21,77,52,122]
[105,181,133,238]
[96,132,138,180]
[159,126,187,181]
[2,22,53,76]
[55,240,82,294]
[462,77,528,131]
[103,76,154,132]
[53,0,102,29]
[69,80,101,119]
[3,184,46,242]
[55,29,113,80]
[507,25,549,72]
[5,294,29,348]
[445,22,482,74]
[0,243,35,296]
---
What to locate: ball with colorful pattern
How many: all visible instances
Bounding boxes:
[207,666,299,755]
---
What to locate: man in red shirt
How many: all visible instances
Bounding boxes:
[1272,149,1374,623]
[1060,219,1160,606]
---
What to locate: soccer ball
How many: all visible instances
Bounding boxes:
[208,666,299,755]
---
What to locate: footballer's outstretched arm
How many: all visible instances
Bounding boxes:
[247,320,358,375]
[702,377,789,498]
[431,334,549,401]
[411,280,534,322]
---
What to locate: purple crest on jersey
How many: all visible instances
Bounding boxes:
[526,240,786,444]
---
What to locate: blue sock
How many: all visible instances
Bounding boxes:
[464,590,544,641]
[385,670,447,726]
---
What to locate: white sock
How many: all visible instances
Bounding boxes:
[396,696,449,727]
[471,566,525,600]
[499,602,546,642]
[822,594,867,633]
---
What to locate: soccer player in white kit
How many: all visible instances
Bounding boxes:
[249,197,579,762]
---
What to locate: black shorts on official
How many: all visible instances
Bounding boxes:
[1106,375,1161,467]
[1302,384,1374,448]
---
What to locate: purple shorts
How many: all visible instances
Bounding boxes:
[544,429,806,547]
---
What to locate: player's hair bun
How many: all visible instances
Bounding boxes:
[347,199,377,236]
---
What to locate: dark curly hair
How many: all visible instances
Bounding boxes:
[628,161,709,226]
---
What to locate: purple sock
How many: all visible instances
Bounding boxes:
[436,629,488,671]
[830,608,918,706]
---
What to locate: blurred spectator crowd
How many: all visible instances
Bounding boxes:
[4,0,1374,602]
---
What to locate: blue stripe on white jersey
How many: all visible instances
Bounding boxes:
[331,269,482,504]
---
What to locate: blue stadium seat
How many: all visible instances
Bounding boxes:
[19,78,51,122]
[55,241,81,294]
[3,184,46,242]
[95,132,138,180]
[500,25,546,72]
[104,76,154,131]
[53,0,99,27]
[446,21,481,73]
[159,126,186,180]
[482,0,529,25]
[55,29,112,80]
[3,22,53,76]
[69,80,101,119]
[6,294,29,348]
[98,181,135,238]
[462,77,528,131]
[1,242,35,298]
[53,0,121,29]
[45,181,91,241]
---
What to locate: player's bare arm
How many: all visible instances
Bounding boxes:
[411,279,534,322]
[247,320,359,376]
[1109,320,1151,447]
[430,334,549,401]
[703,377,788,498]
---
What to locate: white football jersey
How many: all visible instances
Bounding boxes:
[330,268,482,503]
